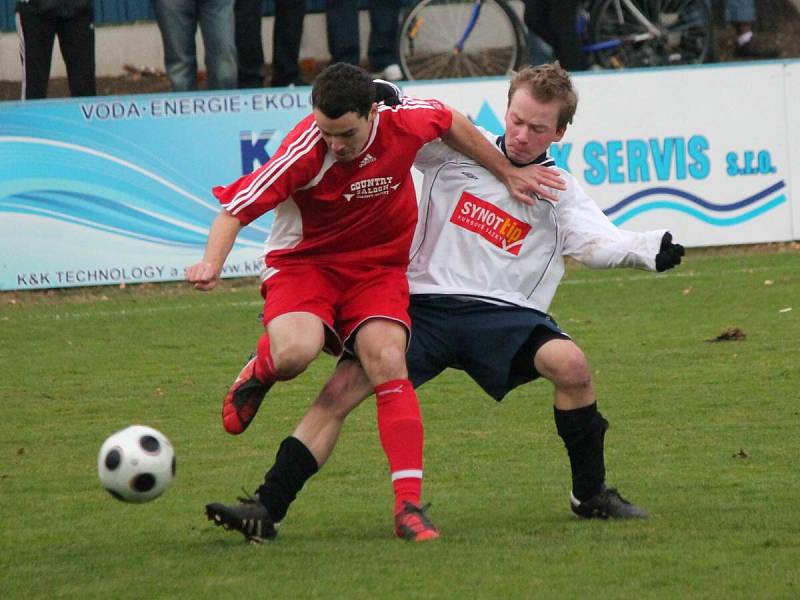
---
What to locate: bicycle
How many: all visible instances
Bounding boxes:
[397,0,714,80]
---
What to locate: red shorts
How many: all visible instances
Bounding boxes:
[260,263,410,356]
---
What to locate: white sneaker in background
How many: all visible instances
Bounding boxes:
[377,64,403,81]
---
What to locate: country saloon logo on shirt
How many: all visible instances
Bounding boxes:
[343,176,401,201]
[450,192,531,255]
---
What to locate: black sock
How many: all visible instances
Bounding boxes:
[554,403,609,502]
[256,436,319,522]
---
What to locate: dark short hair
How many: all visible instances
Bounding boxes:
[311,63,376,119]
[508,63,578,131]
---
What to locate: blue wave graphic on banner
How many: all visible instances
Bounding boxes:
[6,190,211,247]
[0,136,267,249]
[604,181,787,227]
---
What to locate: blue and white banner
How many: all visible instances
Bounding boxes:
[786,62,800,242]
[406,61,796,250]
[1,61,797,290]
[0,89,311,290]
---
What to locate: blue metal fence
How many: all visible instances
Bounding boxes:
[1,1,335,32]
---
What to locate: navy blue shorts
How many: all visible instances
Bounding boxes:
[406,295,570,401]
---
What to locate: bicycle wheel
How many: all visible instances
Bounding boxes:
[589,0,713,68]
[398,0,527,81]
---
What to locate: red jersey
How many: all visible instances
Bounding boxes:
[213,99,453,270]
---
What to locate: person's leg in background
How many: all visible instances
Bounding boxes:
[367,0,402,80]
[234,0,265,87]
[56,7,96,97]
[724,0,778,58]
[271,0,306,86]
[523,0,585,71]
[15,2,57,99]
[154,0,200,91]
[543,0,586,71]
[198,0,238,89]
[326,0,361,65]
[527,32,554,68]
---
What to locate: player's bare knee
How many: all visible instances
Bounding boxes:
[551,346,592,390]
[360,344,407,381]
[270,343,316,378]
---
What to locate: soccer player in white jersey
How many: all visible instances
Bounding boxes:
[227,63,686,537]
[188,63,564,543]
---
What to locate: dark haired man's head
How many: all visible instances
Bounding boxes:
[312,63,375,119]
[311,63,378,163]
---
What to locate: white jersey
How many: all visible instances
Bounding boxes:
[408,130,665,313]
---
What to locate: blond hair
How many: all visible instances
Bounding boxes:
[508,63,578,131]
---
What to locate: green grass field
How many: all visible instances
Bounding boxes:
[1,246,798,599]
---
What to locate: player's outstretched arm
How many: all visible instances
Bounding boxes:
[186,210,243,291]
[655,232,685,272]
[562,182,680,271]
[441,108,565,204]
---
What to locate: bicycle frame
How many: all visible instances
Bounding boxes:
[451,0,664,60]
[582,0,662,54]
[454,0,485,54]
[397,0,712,79]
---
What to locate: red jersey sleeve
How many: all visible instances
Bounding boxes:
[383,98,452,147]
[212,114,326,225]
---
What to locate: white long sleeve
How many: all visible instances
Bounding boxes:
[408,134,664,313]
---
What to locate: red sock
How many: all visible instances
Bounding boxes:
[375,379,424,514]
[254,333,279,383]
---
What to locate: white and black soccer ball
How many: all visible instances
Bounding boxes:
[97,425,175,503]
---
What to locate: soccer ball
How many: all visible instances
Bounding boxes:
[97,425,176,503]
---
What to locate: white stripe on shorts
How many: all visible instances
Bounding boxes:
[391,469,423,481]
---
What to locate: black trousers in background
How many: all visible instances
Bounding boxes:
[326,0,400,72]
[523,0,586,71]
[235,0,306,88]
[15,4,96,99]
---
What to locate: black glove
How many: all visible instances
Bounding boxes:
[655,232,685,272]
[373,79,403,107]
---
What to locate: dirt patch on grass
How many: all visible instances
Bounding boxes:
[706,327,747,342]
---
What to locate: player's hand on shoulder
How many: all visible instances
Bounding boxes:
[507,163,566,205]
[655,232,685,272]
[186,261,220,291]
[373,79,403,106]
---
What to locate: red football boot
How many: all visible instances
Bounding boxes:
[222,355,273,434]
[394,502,440,542]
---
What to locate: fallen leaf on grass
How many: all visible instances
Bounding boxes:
[707,327,746,342]
[779,307,792,313]
[732,448,750,459]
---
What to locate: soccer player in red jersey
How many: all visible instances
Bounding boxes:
[221,66,684,540]
[188,64,564,543]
